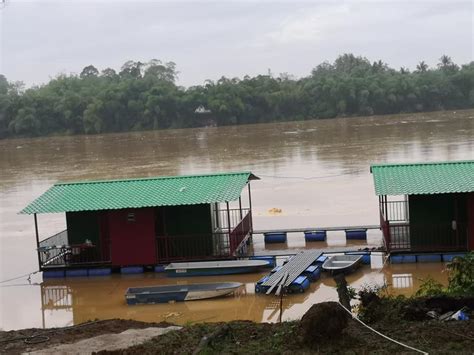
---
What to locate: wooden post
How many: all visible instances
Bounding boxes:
[334,273,351,310]
[34,213,42,270]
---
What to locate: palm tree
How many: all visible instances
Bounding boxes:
[416,61,428,73]
[400,67,410,74]
[438,55,453,69]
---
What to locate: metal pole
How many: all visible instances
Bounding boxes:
[454,195,459,247]
[215,202,220,230]
[34,213,42,270]
[226,201,232,252]
[239,196,243,220]
[248,183,253,231]
[226,201,231,234]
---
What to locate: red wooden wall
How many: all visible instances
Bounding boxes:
[106,208,156,266]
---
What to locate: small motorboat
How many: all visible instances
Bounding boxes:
[125,282,243,305]
[322,255,363,274]
[165,259,270,277]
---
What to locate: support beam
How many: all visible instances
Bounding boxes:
[34,213,42,270]
[248,183,253,231]
[215,202,220,230]
[226,201,231,235]
[238,196,243,220]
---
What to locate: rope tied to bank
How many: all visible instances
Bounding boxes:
[0,270,39,284]
[337,302,428,354]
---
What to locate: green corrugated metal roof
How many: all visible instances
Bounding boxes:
[21,172,259,214]
[370,160,474,196]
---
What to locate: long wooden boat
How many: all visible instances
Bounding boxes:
[165,260,269,277]
[322,255,362,274]
[125,282,242,305]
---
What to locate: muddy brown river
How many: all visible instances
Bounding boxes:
[1,110,473,330]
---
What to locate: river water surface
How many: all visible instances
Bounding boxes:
[1,110,473,330]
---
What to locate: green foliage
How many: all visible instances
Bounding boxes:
[415,277,445,297]
[0,54,473,138]
[356,284,408,323]
[446,252,474,295]
[416,253,474,297]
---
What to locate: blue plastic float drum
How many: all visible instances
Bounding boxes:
[304,230,327,242]
[345,228,367,240]
[264,232,287,243]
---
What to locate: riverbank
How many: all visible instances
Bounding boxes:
[1,298,472,354]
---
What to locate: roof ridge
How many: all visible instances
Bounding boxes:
[370,159,474,170]
[55,171,253,186]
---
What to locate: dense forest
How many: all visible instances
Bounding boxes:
[0,54,473,139]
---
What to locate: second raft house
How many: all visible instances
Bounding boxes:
[21,172,259,277]
[371,160,474,262]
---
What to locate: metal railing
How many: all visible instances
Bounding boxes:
[156,211,253,262]
[229,212,252,255]
[217,208,250,231]
[38,244,107,268]
[380,200,409,223]
[41,285,73,310]
[37,230,110,269]
[385,222,468,252]
[39,230,68,248]
[156,232,233,263]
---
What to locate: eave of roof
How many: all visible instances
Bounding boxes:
[21,171,259,215]
[370,160,474,196]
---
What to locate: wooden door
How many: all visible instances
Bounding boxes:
[108,208,156,266]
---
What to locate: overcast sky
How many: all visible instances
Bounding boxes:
[0,0,472,87]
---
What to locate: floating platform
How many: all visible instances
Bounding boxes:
[255,250,322,295]
[390,252,467,264]
[121,266,144,274]
[302,265,322,281]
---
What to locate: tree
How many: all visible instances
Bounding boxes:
[119,60,144,79]
[372,60,389,73]
[438,55,459,73]
[144,59,178,83]
[0,74,8,94]
[101,68,118,79]
[83,99,104,133]
[0,54,473,139]
[400,67,410,74]
[80,65,99,78]
[416,61,428,73]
